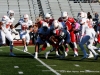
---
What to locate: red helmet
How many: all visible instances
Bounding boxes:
[67,17,75,23]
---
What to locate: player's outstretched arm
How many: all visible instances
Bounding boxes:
[14,22,20,28]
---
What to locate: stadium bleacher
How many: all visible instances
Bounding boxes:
[0,0,100,42]
[0,0,100,24]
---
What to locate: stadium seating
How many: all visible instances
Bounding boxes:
[0,0,100,41]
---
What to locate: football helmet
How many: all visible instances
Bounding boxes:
[23,14,29,22]
[7,10,14,18]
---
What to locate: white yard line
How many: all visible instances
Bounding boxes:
[18,71,23,74]
[14,66,19,68]
[74,64,80,67]
[14,47,61,75]
[36,65,57,67]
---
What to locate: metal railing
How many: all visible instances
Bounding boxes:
[67,0,75,17]
[57,0,62,14]
[46,0,54,18]
[27,0,33,21]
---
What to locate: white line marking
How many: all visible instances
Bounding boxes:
[18,71,23,74]
[14,47,61,75]
[36,65,57,67]
[14,66,19,68]
[74,64,80,67]
[85,70,91,72]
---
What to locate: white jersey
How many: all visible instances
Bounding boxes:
[9,17,15,23]
[80,18,95,38]
[18,18,32,31]
[1,16,13,31]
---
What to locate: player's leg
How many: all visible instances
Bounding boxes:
[5,31,15,56]
[45,47,55,59]
[79,35,90,59]
[64,31,70,57]
[70,31,78,57]
[87,39,99,60]
[24,33,30,52]
[34,37,44,59]
[0,30,6,45]
[20,31,27,52]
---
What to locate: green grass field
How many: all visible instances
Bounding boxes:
[0,45,100,75]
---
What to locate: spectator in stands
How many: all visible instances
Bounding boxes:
[87,12,92,19]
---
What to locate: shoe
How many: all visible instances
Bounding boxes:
[94,54,99,60]
[56,54,60,58]
[81,55,88,60]
[34,55,38,59]
[45,52,49,59]
[97,49,100,52]
[34,52,38,59]
[74,51,78,57]
[9,52,16,56]
[23,47,28,52]
[65,51,68,57]
[88,55,94,58]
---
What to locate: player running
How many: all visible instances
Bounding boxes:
[14,14,32,52]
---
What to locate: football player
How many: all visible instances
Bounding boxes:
[0,15,15,56]
[14,14,32,52]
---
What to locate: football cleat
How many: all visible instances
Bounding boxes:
[74,51,78,57]
[81,55,89,60]
[45,52,49,59]
[94,54,99,60]
[9,52,16,56]
[23,46,28,52]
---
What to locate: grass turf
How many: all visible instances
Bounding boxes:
[0,45,100,75]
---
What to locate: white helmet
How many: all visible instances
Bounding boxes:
[61,11,68,17]
[61,11,68,21]
[45,13,51,18]
[80,11,85,18]
[7,10,14,18]
[42,22,48,27]
[84,12,87,19]
[23,14,29,22]
[53,20,59,29]
[42,22,48,31]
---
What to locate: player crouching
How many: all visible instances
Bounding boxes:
[45,20,66,59]
[34,22,50,59]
